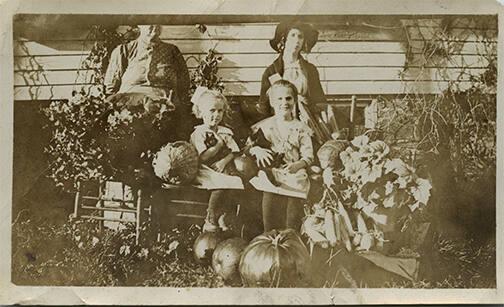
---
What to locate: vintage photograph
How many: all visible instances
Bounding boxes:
[6,4,499,303]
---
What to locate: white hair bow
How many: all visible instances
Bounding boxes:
[190,86,209,104]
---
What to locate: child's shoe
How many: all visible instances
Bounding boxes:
[217,214,230,232]
[202,219,220,232]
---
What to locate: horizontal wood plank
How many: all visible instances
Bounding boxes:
[14,66,489,86]
[15,38,496,57]
[14,79,479,101]
[15,52,493,73]
[13,19,496,101]
[14,53,408,70]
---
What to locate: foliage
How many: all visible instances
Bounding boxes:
[302,133,432,254]
[12,213,495,288]
[12,214,225,287]
[42,26,178,191]
[42,91,109,190]
[378,17,496,183]
[188,25,225,96]
[384,235,496,288]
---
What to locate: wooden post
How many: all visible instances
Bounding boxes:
[135,189,142,245]
[349,95,356,140]
[365,99,378,129]
[73,181,82,219]
[98,180,105,232]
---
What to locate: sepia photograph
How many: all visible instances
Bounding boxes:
[1,0,503,304]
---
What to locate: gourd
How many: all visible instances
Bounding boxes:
[152,141,199,184]
[239,229,311,287]
[212,237,248,282]
[317,140,349,169]
[193,231,229,264]
[233,155,258,180]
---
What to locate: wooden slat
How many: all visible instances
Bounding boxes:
[405,25,497,42]
[81,205,137,213]
[14,79,482,101]
[168,40,408,54]
[15,37,496,57]
[220,80,477,96]
[145,24,403,41]
[14,70,95,86]
[16,51,493,72]
[15,39,406,56]
[14,66,489,86]
[15,53,407,70]
[80,215,135,223]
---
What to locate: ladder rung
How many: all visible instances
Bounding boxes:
[80,215,136,223]
[81,205,136,213]
[317,101,370,108]
[170,200,208,206]
[176,213,205,219]
[82,195,135,203]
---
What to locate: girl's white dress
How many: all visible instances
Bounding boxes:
[248,117,314,199]
[190,124,244,190]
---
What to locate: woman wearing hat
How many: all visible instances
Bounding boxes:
[256,21,329,144]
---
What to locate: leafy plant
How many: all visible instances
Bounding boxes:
[302,133,432,254]
[381,17,497,183]
[188,25,225,95]
[42,26,177,191]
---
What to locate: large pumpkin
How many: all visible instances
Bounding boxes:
[239,229,311,287]
[212,237,248,282]
[193,231,229,264]
[152,141,199,185]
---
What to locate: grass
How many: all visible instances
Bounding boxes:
[11,204,496,288]
[10,176,496,288]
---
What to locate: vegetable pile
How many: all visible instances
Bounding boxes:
[302,134,432,255]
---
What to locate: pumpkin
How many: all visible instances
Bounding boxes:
[193,231,230,264]
[233,155,258,181]
[152,141,199,184]
[212,237,248,282]
[239,229,311,287]
[317,140,349,169]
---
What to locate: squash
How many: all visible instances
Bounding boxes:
[239,229,311,287]
[233,155,258,181]
[317,140,349,169]
[152,141,199,185]
[193,231,229,264]
[212,237,248,282]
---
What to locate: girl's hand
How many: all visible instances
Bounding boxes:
[213,134,225,150]
[249,146,273,168]
[284,160,306,174]
[211,158,229,173]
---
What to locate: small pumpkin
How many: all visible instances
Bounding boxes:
[239,229,311,287]
[212,237,248,282]
[193,231,229,264]
[233,155,258,181]
[317,140,349,169]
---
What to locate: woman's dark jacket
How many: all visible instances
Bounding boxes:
[256,55,327,119]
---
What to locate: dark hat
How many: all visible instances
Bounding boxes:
[269,21,319,53]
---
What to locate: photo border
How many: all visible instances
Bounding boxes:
[1,0,502,304]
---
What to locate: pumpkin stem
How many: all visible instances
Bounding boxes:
[271,234,282,247]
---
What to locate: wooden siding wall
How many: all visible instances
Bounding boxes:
[13,17,497,101]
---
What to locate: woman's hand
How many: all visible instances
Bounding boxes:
[283,160,307,174]
[249,146,273,168]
